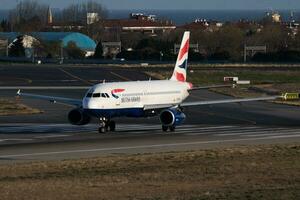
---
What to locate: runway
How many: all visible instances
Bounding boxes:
[1,64,300,163]
[0,123,300,163]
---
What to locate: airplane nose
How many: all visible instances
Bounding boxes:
[83,98,94,109]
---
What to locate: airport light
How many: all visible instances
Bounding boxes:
[281,93,300,100]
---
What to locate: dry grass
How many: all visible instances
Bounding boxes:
[0,144,299,200]
[0,99,42,116]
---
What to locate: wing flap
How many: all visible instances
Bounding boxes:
[144,104,176,110]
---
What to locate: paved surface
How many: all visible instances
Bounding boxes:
[0,65,149,86]
[0,123,299,163]
[0,64,300,163]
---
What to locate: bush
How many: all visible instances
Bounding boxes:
[252,51,300,62]
[209,51,230,61]
[65,42,85,59]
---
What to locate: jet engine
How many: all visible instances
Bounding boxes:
[68,108,91,125]
[159,108,186,127]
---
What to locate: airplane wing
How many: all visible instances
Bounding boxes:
[16,90,82,107]
[180,96,280,107]
[189,84,235,91]
[144,95,282,111]
[144,104,174,110]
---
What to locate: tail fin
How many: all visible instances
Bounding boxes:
[170,31,190,82]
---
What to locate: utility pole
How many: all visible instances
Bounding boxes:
[32,48,35,63]
[6,40,9,57]
[60,45,64,64]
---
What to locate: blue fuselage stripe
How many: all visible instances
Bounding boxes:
[85,108,145,118]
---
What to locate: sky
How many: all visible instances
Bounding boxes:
[1,0,300,10]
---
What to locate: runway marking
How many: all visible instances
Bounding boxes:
[185,127,273,136]
[1,134,300,159]
[34,135,71,139]
[190,110,257,125]
[0,138,33,142]
[243,130,300,137]
[215,127,290,136]
[266,134,300,139]
[58,68,93,85]
[110,71,131,81]
[1,124,300,144]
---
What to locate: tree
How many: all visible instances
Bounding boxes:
[38,41,62,58]
[65,41,85,59]
[9,36,25,57]
[292,33,300,51]
[94,42,103,58]
[8,0,48,31]
[61,1,107,23]
[17,15,43,32]
[247,25,288,52]
[203,25,244,61]
[1,20,11,32]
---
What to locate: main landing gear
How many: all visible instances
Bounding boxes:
[162,125,176,132]
[98,118,116,133]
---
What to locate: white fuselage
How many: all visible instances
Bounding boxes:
[82,80,191,110]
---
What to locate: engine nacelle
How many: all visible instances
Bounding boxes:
[159,109,186,127]
[68,108,91,125]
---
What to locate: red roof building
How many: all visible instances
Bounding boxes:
[101,17,176,34]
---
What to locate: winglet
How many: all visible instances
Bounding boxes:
[16,89,21,96]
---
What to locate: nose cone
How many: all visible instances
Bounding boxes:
[82,98,89,109]
[82,98,97,109]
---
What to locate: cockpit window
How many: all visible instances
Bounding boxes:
[87,92,110,98]
[93,93,101,98]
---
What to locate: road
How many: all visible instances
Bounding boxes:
[0,64,300,163]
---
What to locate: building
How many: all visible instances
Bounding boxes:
[47,7,53,25]
[87,13,100,25]
[272,13,281,23]
[0,32,96,57]
[46,22,85,31]
[101,13,176,34]
[101,42,122,58]
[265,11,282,23]
[178,19,223,32]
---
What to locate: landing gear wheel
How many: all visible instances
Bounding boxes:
[109,121,116,132]
[169,126,176,132]
[98,118,116,134]
[98,127,106,133]
[162,125,168,132]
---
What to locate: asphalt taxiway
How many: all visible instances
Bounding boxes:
[0,123,299,163]
[0,64,300,163]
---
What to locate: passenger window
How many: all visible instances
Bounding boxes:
[105,93,110,98]
[101,93,106,98]
[93,93,101,98]
[86,93,92,98]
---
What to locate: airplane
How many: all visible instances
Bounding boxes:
[17,31,287,133]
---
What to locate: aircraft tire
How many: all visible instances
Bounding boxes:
[98,127,106,133]
[169,126,176,132]
[162,125,168,132]
[109,121,116,132]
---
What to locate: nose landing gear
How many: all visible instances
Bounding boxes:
[98,118,116,133]
[162,125,176,132]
